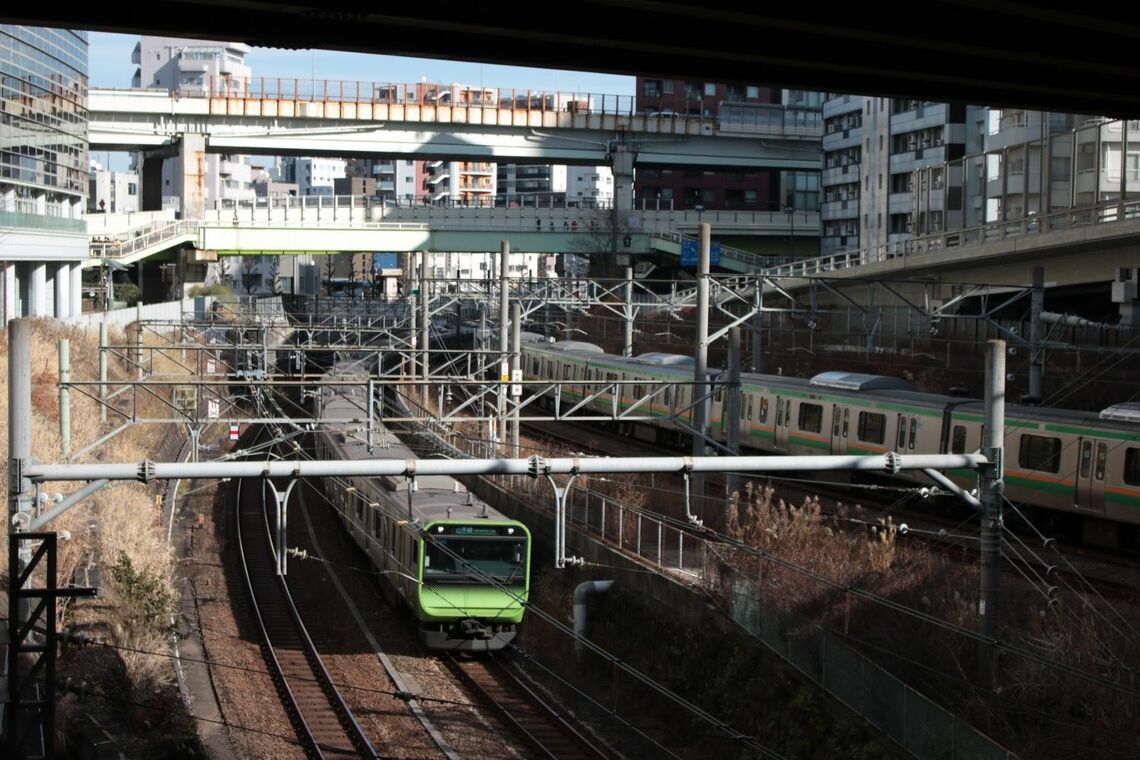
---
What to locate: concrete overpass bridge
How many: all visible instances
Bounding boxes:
[89,80,821,220]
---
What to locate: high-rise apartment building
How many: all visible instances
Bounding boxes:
[0,26,88,319]
[131,36,256,212]
[422,159,496,205]
[820,96,985,257]
[496,164,614,206]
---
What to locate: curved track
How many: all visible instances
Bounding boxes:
[235,470,380,759]
[446,653,610,759]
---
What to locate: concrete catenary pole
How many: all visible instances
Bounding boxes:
[691,223,711,517]
[1028,266,1044,403]
[979,339,1006,681]
[420,251,430,407]
[511,301,522,456]
[497,240,510,449]
[59,339,71,459]
[8,319,33,625]
[725,327,742,500]
[751,283,764,374]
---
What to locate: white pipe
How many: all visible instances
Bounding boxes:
[27,453,987,483]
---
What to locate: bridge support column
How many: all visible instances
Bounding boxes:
[139,151,164,212]
[54,262,71,320]
[608,141,635,214]
[178,133,207,220]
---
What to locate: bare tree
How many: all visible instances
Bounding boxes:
[568,205,635,280]
[240,257,260,295]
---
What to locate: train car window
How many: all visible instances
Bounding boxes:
[785,400,792,427]
[372,508,382,540]
[1095,442,1107,481]
[897,415,907,450]
[842,408,850,438]
[714,383,724,403]
[908,417,917,450]
[664,386,673,408]
[798,403,823,433]
[1079,441,1092,478]
[746,395,753,420]
[1018,434,1062,473]
[951,425,967,454]
[858,412,887,444]
[759,397,769,423]
[775,399,783,426]
[1124,448,1140,486]
[356,495,364,520]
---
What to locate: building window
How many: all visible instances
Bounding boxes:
[704,83,717,96]
[663,80,674,94]
[643,80,661,97]
[747,86,759,99]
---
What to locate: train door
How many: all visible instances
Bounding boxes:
[1074,438,1108,513]
[774,397,791,450]
[830,404,850,454]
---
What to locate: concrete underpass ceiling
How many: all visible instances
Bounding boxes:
[5,2,1140,117]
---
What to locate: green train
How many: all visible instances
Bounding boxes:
[521,337,1140,548]
[314,373,531,651]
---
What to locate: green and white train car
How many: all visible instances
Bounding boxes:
[314,378,531,651]
[522,340,1140,546]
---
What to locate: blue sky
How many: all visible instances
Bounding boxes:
[88,32,636,94]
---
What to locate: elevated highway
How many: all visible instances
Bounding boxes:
[88,84,821,170]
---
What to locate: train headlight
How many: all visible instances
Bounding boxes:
[437,526,445,533]
[507,528,515,535]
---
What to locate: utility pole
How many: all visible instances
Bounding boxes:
[1028,266,1044,403]
[979,339,1006,685]
[59,339,71,459]
[691,223,711,520]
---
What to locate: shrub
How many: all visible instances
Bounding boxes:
[187,283,234,298]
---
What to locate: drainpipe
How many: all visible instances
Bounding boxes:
[573,580,614,655]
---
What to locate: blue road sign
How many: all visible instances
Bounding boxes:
[680,239,720,267]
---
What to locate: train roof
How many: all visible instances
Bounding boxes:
[317,373,518,525]
[810,371,917,391]
[1100,402,1140,423]
[532,339,605,354]
[633,352,695,367]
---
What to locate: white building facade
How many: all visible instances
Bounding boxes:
[131,36,257,213]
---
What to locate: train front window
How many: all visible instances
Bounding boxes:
[424,536,527,583]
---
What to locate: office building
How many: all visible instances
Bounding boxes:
[0,26,88,319]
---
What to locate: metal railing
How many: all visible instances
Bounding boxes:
[766,198,1140,278]
[89,220,199,260]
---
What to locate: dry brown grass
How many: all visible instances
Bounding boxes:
[709,480,1140,759]
[0,317,183,709]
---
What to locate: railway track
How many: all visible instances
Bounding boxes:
[234,470,380,759]
[445,653,610,759]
